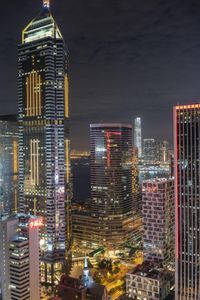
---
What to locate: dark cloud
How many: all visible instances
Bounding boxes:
[1,0,200,148]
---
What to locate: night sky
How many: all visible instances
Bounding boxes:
[1,0,200,149]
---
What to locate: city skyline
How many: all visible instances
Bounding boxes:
[1,0,200,148]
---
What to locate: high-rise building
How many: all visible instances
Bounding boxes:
[134,117,142,158]
[72,124,141,250]
[0,115,18,214]
[0,217,19,300]
[18,0,71,281]
[90,124,134,249]
[142,178,175,270]
[174,104,200,299]
[143,138,156,162]
[0,215,42,300]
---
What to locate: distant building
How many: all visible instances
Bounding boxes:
[134,118,142,158]
[0,214,41,300]
[174,104,200,299]
[142,178,174,269]
[126,261,174,300]
[73,124,141,250]
[0,115,18,214]
[159,140,169,164]
[143,139,156,162]
[132,147,141,217]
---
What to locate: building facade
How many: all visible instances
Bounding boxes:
[134,117,142,158]
[73,124,141,250]
[0,116,18,214]
[89,124,134,249]
[0,215,41,300]
[142,178,175,270]
[174,104,200,299]
[126,262,174,300]
[18,0,71,278]
[143,139,156,162]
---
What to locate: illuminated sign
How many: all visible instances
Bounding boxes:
[29,217,44,229]
[143,186,158,193]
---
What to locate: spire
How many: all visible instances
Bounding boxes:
[43,0,50,8]
[84,255,88,269]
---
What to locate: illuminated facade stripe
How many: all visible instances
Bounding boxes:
[64,75,69,118]
[26,71,42,117]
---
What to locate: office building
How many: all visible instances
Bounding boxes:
[73,124,141,250]
[143,138,156,162]
[134,117,142,158]
[0,215,41,300]
[174,104,200,299]
[18,0,71,281]
[126,261,174,300]
[0,115,18,214]
[142,178,174,269]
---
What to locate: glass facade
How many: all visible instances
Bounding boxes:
[0,116,18,214]
[89,124,135,249]
[18,2,71,277]
[174,104,200,299]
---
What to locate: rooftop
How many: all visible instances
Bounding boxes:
[129,262,165,280]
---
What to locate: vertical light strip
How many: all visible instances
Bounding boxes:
[26,71,42,116]
[13,141,18,174]
[30,140,33,184]
[65,139,70,183]
[64,75,69,117]
[14,189,18,214]
[39,75,41,115]
[30,73,32,116]
[26,78,29,116]
[36,140,39,185]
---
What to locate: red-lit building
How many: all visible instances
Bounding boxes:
[174,104,200,299]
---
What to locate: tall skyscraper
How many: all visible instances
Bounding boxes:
[142,178,175,270]
[72,124,141,250]
[0,215,42,300]
[18,0,71,282]
[90,124,135,249]
[174,104,200,299]
[134,117,142,158]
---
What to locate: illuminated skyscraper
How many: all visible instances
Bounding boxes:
[18,0,71,281]
[0,215,42,300]
[174,104,200,299]
[134,117,142,158]
[142,178,174,269]
[72,124,141,250]
[90,124,135,249]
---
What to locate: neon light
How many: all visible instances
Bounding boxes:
[143,186,158,193]
[176,104,200,110]
[29,217,44,229]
